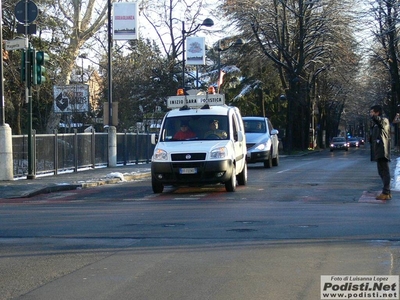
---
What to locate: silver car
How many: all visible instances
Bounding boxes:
[243,117,280,168]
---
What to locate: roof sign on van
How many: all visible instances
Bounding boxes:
[167,93,225,109]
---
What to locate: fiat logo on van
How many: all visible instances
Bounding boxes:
[185,154,191,160]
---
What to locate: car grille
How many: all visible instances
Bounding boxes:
[246,143,255,150]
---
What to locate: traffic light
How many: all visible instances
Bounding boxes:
[33,51,49,85]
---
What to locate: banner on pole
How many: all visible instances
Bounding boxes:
[113,2,138,40]
[186,37,205,65]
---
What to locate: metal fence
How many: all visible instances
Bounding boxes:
[12,131,154,178]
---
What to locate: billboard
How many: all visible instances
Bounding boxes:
[53,85,90,113]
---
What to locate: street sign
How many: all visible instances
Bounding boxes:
[16,23,37,34]
[14,0,38,24]
[167,94,225,109]
[5,38,27,50]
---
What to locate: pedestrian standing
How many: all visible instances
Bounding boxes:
[370,105,391,200]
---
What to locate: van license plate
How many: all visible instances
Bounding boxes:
[179,168,197,174]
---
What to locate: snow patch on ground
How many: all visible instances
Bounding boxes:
[392,157,400,191]
[106,172,126,181]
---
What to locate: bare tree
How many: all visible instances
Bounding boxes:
[367,0,400,120]
[140,0,216,90]
[221,0,359,150]
[37,0,108,133]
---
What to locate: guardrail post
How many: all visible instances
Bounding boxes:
[54,129,58,175]
[74,129,78,172]
[146,133,150,163]
[135,133,139,164]
[91,129,95,168]
[123,130,127,165]
[32,130,36,175]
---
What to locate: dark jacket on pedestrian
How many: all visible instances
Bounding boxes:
[370,115,391,161]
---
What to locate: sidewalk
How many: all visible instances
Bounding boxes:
[0,164,151,199]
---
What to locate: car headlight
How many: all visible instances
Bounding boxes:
[153,148,168,161]
[255,143,267,151]
[210,147,227,159]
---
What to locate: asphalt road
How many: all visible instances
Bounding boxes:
[1,146,399,300]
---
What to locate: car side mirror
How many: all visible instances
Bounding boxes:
[271,129,279,135]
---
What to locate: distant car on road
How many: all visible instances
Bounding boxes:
[355,136,365,145]
[243,116,279,168]
[330,137,349,152]
[347,137,359,147]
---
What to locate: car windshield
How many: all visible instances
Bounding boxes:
[348,138,357,141]
[332,137,345,142]
[159,115,229,141]
[243,120,266,133]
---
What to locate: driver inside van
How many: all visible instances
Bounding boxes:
[204,120,227,139]
[173,121,196,140]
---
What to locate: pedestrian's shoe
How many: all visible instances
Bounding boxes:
[376,193,392,200]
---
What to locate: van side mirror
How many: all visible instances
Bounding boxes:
[237,131,244,142]
[151,134,158,145]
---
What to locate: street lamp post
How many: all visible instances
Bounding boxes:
[217,38,244,93]
[181,18,214,90]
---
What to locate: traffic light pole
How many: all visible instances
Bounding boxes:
[26,46,35,179]
[25,39,35,179]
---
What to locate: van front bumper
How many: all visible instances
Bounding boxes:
[151,159,234,186]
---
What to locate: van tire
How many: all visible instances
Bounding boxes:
[152,178,164,193]
[225,166,237,192]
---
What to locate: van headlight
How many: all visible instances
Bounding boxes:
[153,148,168,161]
[210,147,227,159]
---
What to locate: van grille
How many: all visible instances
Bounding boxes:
[171,153,206,161]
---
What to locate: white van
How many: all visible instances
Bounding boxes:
[150,93,247,193]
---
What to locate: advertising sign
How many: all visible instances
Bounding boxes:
[113,2,138,40]
[186,37,205,65]
[53,85,89,113]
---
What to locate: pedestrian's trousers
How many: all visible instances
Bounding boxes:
[377,158,391,194]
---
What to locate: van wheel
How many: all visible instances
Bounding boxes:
[237,162,247,185]
[225,166,237,192]
[152,178,164,193]
[272,151,279,166]
[264,152,272,168]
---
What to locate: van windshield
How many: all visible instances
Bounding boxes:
[160,116,229,141]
